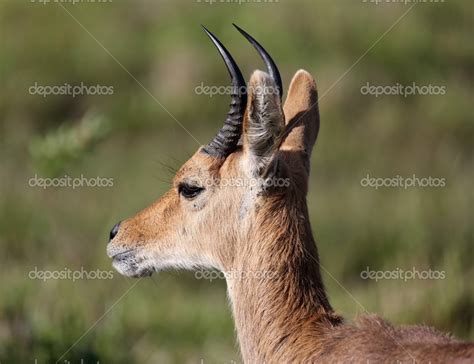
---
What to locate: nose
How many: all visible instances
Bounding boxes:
[109,222,121,242]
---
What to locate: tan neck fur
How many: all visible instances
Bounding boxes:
[225,193,342,362]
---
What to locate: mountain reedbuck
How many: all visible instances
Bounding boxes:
[107,25,474,362]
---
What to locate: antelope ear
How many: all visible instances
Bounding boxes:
[280,70,320,175]
[243,70,285,177]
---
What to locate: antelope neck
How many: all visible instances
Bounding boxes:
[225,202,341,361]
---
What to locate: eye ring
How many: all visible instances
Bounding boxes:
[178,183,204,199]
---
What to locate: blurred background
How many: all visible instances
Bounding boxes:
[0,0,473,362]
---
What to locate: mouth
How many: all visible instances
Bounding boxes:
[110,248,134,260]
[107,246,155,278]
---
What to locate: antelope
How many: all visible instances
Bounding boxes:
[107,25,474,363]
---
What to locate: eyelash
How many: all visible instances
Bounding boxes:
[178,183,204,199]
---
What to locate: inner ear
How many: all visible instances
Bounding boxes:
[243,70,285,176]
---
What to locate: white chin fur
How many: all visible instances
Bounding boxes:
[112,257,153,278]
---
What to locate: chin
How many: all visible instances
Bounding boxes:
[111,254,155,278]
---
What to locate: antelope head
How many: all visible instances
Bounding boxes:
[107,25,320,282]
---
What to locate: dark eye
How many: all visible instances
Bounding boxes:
[178,183,204,199]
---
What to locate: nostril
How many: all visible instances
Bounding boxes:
[109,222,121,241]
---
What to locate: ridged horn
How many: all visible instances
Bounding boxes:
[201,26,247,158]
[233,23,282,99]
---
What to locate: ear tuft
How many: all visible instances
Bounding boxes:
[244,70,284,174]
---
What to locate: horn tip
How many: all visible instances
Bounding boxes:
[232,23,247,36]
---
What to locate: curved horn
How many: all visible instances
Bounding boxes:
[233,23,282,99]
[201,26,247,158]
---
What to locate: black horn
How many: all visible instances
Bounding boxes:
[201,26,247,158]
[233,23,282,99]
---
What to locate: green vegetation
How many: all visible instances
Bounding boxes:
[0,0,472,362]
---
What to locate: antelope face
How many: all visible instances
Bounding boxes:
[107,149,243,277]
[107,25,319,278]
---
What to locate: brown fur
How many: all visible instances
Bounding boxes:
[108,70,474,363]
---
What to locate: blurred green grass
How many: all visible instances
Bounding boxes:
[0,0,473,362]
